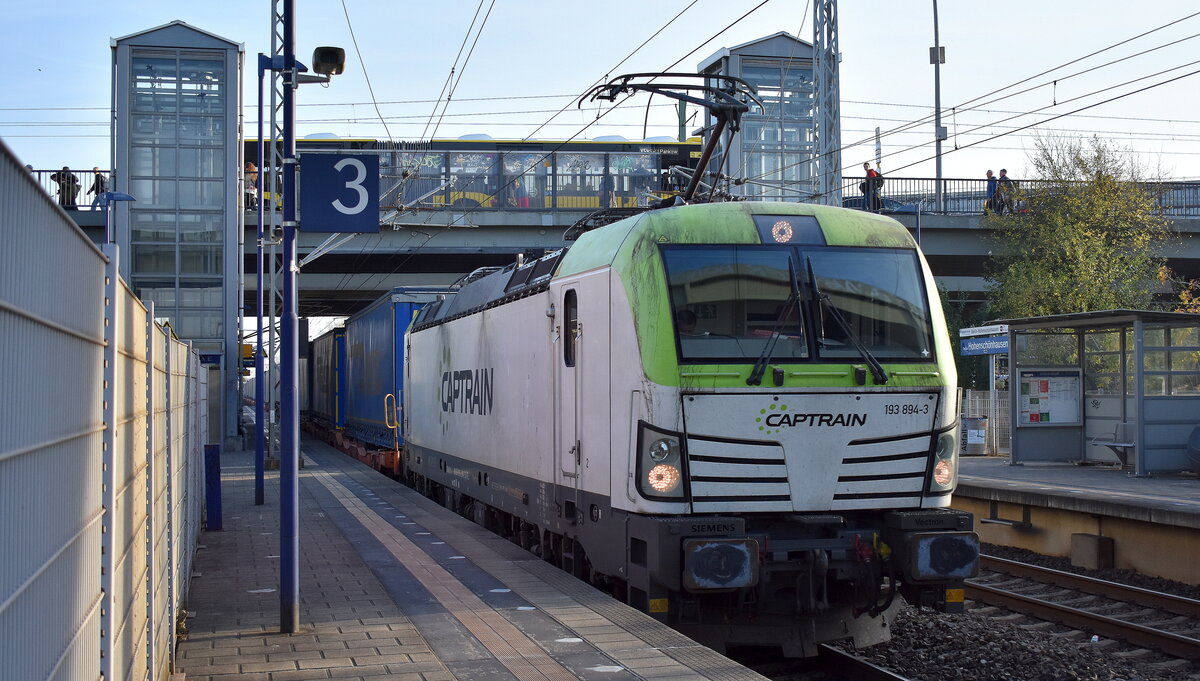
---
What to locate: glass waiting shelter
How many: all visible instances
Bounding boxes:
[992,310,1200,476]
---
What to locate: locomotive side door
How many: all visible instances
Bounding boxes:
[557,287,581,496]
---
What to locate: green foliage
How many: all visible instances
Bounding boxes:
[939,286,991,389]
[985,136,1173,319]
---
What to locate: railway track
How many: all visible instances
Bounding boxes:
[738,643,914,681]
[966,554,1200,660]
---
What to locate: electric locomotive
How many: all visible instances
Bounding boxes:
[403,201,978,657]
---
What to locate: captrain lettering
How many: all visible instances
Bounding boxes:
[440,368,494,415]
[764,412,867,428]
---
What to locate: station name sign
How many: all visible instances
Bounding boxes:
[959,324,1009,338]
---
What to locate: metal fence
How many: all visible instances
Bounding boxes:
[842,176,1200,217]
[23,168,113,211]
[962,389,1011,455]
[1,141,207,681]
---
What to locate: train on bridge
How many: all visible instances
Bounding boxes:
[248,135,702,212]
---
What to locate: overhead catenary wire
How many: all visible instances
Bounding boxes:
[427,0,497,142]
[802,9,1200,190]
[520,0,702,142]
[746,55,1200,190]
[337,0,775,300]
[339,0,393,142]
[419,0,490,142]
[820,65,1200,197]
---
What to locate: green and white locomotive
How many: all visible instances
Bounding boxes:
[404,201,978,657]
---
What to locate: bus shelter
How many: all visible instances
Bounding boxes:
[990,310,1200,477]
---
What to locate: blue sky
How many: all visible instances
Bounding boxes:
[4,0,1200,181]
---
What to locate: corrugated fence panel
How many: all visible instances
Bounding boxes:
[0,140,209,681]
[150,323,172,678]
[111,283,151,681]
[0,142,107,680]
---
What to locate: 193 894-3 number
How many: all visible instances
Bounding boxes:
[885,403,929,415]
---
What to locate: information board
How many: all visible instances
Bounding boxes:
[299,153,380,233]
[1016,369,1081,426]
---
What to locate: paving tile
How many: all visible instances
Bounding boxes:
[327,664,389,678]
[268,650,327,662]
[296,657,357,670]
[239,660,298,673]
[176,447,764,681]
[268,670,334,681]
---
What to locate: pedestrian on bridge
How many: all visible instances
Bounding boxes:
[50,166,80,209]
[984,170,997,214]
[87,167,107,210]
[996,169,1016,214]
[861,162,882,211]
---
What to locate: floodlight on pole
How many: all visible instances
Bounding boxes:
[100,191,136,243]
[277,0,346,633]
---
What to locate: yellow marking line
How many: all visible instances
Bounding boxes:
[310,470,581,681]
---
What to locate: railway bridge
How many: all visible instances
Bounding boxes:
[51,178,1200,318]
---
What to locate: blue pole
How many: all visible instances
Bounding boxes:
[280,0,300,633]
[255,54,267,507]
[204,445,223,530]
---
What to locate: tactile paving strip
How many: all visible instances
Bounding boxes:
[311,444,769,681]
[311,469,580,681]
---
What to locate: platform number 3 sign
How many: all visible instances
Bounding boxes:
[299,153,380,233]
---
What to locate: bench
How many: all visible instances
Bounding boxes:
[1089,421,1135,468]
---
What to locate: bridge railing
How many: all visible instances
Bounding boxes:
[843,176,1200,217]
[23,167,113,210]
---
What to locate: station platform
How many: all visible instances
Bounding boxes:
[957,455,1200,528]
[177,441,766,681]
[953,455,1200,583]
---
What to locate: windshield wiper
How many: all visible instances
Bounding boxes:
[747,259,801,386]
[805,257,889,385]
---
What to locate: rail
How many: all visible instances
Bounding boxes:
[967,554,1200,659]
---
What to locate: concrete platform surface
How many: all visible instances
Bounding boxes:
[958,455,1200,528]
[176,441,766,681]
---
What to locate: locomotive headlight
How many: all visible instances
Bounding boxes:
[649,438,679,462]
[932,459,954,486]
[929,431,958,492]
[637,423,687,500]
[647,463,682,493]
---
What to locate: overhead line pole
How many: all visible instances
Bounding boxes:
[280,0,300,633]
[255,54,268,506]
[932,0,946,212]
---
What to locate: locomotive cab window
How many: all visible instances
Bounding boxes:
[661,245,934,364]
[564,289,578,367]
[808,248,934,361]
[662,246,807,363]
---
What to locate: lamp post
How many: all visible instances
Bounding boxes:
[254,54,271,507]
[276,0,345,633]
[100,191,136,243]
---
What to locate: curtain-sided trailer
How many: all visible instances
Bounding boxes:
[309,327,345,430]
[305,288,449,474]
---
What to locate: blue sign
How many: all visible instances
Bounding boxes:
[299,153,380,233]
[960,335,1009,356]
[198,353,223,366]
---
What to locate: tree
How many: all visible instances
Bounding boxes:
[984,136,1172,319]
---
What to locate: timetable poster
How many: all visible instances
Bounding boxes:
[1017,369,1082,426]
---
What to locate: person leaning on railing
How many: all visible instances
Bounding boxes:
[50,166,80,209]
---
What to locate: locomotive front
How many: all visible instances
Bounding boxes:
[596,202,979,656]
